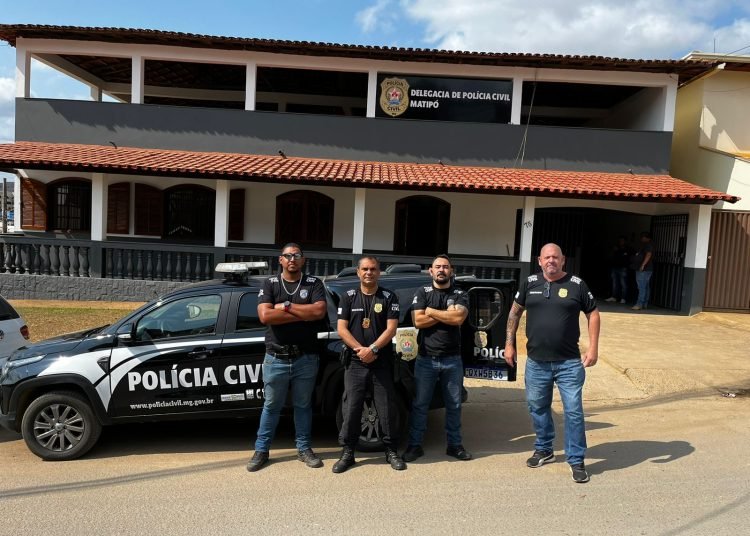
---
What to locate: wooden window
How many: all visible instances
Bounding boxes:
[275,190,334,248]
[228,188,245,241]
[164,185,215,242]
[21,178,47,231]
[107,182,130,234]
[47,179,91,231]
[134,184,163,236]
[394,196,450,256]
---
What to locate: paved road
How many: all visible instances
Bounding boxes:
[2,370,748,536]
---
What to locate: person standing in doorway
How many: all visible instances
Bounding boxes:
[333,255,406,473]
[632,232,654,311]
[403,254,472,463]
[504,243,600,484]
[604,236,632,304]
[246,243,328,472]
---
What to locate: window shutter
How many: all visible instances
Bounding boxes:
[228,188,245,241]
[134,183,163,236]
[107,182,130,234]
[21,178,47,231]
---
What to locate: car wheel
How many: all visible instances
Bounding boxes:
[336,393,407,453]
[21,391,102,461]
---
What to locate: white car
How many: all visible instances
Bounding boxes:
[0,296,29,357]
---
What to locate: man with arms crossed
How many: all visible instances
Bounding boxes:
[333,255,406,473]
[403,254,472,462]
[247,243,327,472]
[505,243,600,483]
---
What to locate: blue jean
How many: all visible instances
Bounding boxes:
[408,355,464,447]
[610,267,627,300]
[525,357,586,465]
[254,353,319,452]
[635,270,653,307]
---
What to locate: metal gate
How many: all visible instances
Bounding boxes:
[704,211,750,312]
[650,214,688,310]
[531,209,585,275]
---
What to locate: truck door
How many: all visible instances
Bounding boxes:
[455,279,517,382]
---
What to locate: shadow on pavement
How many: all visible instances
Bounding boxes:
[585,439,695,475]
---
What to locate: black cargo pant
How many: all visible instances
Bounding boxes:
[339,357,398,450]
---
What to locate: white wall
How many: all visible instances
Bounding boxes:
[701,72,750,153]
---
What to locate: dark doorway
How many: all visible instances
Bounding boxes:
[275,190,334,248]
[163,185,216,242]
[394,196,450,256]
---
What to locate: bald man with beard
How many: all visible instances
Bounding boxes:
[504,243,600,484]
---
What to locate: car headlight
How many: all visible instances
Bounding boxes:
[4,354,46,371]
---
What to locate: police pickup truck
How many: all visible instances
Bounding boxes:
[0,263,515,460]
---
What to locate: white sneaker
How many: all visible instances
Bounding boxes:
[605,297,617,302]
[619,299,626,304]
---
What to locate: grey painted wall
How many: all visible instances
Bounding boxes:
[681,267,707,316]
[16,99,672,174]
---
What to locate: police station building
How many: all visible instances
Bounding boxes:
[0,25,737,313]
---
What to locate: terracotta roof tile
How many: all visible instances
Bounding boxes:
[0,142,738,204]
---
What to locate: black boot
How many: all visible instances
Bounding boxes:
[385,448,407,470]
[332,447,356,474]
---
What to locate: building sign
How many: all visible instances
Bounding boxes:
[376,73,512,123]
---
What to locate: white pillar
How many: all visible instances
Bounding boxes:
[519,196,536,262]
[366,69,378,118]
[13,176,21,231]
[131,55,145,104]
[90,85,102,102]
[510,76,524,125]
[16,45,30,98]
[90,173,108,241]
[352,188,366,254]
[684,204,712,269]
[245,61,256,111]
[663,80,678,132]
[214,179,230,247]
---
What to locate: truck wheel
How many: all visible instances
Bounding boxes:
[21,391,102,461]
[336,394,407,453]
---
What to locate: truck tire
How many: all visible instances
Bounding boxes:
[336,393,407,452]
[21,391,102,461]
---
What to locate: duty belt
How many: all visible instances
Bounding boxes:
[267,344,315,359]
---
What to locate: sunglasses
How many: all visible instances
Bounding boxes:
[281,253,303,261]
[543,281,551,299]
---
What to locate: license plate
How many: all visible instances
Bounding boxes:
[464,367,507,381]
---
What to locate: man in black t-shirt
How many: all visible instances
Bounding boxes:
[332,255,406,473]
[246,243,328,473]
[505,243,600,484]
[403,254,472,463]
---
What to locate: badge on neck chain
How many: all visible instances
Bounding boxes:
[361,318,371,329]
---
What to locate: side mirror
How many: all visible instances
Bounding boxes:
[187,305,202,319]
[116,323,134,343]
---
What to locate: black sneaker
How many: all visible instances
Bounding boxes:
[246,451,269,472]
[526,450,555,468]
[446,445,473,461]
[297,448,323,468]
[402,445,424,462]
[571,463,590,483]
[385,448,407,471]
[332,447,356,474]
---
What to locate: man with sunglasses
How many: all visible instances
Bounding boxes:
[504,243,600,483]
[247,243,328,472]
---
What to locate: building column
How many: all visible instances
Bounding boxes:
[682,204,712,315]
[510,76,524,125]
[90,85,103,102]
[13,174,22,230]
[245,61,256,111]
[519,196,536,262]
[663,80,678,132]
[16,45,31,98]
[366,69,378,118]
[131,55,145,104]
[214,179,230,248]
[352,188,366,255]
[91,173,108,241]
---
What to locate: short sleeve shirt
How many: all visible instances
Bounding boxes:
[515,273,597,362]
[258,274,327,351]
[412,285,469,357]
[338,286,400,361]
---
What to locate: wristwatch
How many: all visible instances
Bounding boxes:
[370,344,379,354]
[283,300,292,313]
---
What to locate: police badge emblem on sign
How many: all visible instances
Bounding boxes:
[396,328,418,360]
[379,77,410,117]
[474,330,488,349]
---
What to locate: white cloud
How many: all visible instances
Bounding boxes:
[356,0,398,33]
[396,0,750,58]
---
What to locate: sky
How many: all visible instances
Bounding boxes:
[1,0,750,151]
